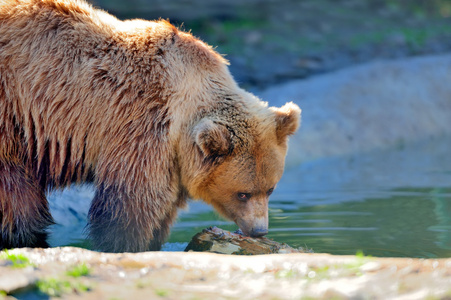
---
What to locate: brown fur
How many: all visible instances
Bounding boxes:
[0,0,301,252]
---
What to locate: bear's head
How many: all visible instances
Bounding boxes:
[170,28,301,237]
[184,100,301,237]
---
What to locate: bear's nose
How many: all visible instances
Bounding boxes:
[250,228,268,237]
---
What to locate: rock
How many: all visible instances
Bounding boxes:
[3,247,451,299]
[0,268,36,294]
[260,53,451,165]
[184,227,311,254]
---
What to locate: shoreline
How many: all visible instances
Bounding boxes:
[2,247,451,299]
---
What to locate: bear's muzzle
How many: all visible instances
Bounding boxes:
[238,216,268,238]
[249,228,268,237]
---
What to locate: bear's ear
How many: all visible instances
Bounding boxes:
[193,119,232,157]
[272,102,301,143]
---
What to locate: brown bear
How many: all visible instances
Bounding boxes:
[0,0,301,252]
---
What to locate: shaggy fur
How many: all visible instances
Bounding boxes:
[0,0,301,252]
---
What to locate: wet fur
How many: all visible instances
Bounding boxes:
[0,0,300,252]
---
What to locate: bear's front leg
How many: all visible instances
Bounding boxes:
[147,208,178,251]
[88,184,174,252]
[0,162,54,249]
[148,190,187,251]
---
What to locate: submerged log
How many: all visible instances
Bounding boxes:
[184,227,312,255]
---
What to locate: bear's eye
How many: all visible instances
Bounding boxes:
[237,192,252,201]
[267,188,274,196]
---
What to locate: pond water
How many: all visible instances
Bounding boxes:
[48,135,451,258]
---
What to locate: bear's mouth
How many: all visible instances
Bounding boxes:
[235,219,268,238]
[237,227,269,238]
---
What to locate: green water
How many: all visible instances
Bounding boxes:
[268,188,451,257]
[167,136,451,257]
[49,136,451,258]
[167,188,451,257]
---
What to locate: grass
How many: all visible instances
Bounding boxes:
[0,250,34,269]
[349,23,451,51]
[274,250,372,282]
[275,269,297,279]
[155,288,170,297]
[135,280,146,289]
[34,263,92,297]
[355,249,367,259]
[0,252,91,297]
[309,265,331,280]
[36,277,90,297]
[66,263,91,278]
[338,250,371,276]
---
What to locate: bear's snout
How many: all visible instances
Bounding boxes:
[249,228,268,237]
[238,216,268,238]
[239,226,268,238]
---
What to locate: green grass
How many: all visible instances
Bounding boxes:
[36,277,90,297]
[355,250,366,259]
[275,269,297,279]
[274,250,372,282]
[337,250,372,276]
[66,263,91,278]
[135,280,146,289]
[309,265,331,280]
[34,263,93,297]
[0,250,34,269]
[155,288,170,297]
[0,254,92,297]
[350,24,451,50]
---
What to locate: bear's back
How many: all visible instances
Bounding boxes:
[0,0,180,187]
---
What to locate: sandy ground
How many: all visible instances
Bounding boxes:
[2,247,451,299]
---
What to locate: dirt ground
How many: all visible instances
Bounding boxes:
[2,247,451,300]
